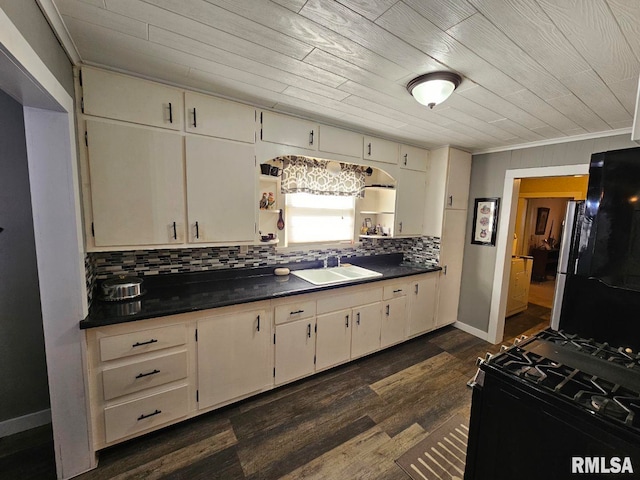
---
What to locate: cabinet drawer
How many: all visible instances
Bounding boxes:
[383,283,408,300]
[316,286,382,315]
[104,385,189,444]
[102,351,188,401]
[99,324,187,362]
[274,300,316,324]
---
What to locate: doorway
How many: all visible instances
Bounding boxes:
[488,165,590,344]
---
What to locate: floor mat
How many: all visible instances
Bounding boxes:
[395,414,469,480]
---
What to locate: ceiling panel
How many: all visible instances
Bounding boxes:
[46,0,640,153]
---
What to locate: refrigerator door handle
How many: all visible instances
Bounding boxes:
[557,201,577,275]
[550,273,567,330]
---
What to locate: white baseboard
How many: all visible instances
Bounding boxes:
[453,321,490,342]
[0,409,51,437]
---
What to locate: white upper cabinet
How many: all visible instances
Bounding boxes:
[423,147,472,237]
[260,111,317,150]
[318,125,362,158]
[184,92,255,143]
[86,120,185,247]
[363,136,398,164]
[399,144,429,172]
[395,169,426,236]
[445,148,472,210]
[82,67,183,130]
[186,136,256,244]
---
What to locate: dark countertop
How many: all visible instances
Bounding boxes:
[81,253,441,329]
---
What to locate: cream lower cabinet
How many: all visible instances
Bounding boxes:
[85,319,194,449]
[274,317,317,385]
[85,274,441,451]
[381,298,407,347]
[351,302,382,359]
[196,307,272,410]
[316,309,352,371]
[407,272,439,337]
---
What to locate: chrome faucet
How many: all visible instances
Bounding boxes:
[336,255,341,267]
[323,257,328,268]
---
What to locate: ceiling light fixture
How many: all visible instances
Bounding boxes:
[407,72,462,109]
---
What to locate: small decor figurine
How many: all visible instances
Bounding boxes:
[267,192,275,210]
[259,192,268,210]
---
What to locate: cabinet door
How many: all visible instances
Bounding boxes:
[275,319,316,385]
[184,92,255,143]
[436,209,467,327]
[408,274,438,336]
[351,302,382,358]
[363,136,398,164]
[82,67,183,130]
[261,111,317,150]
[395,169,426,236]
[400,144,428,172]
[381,296,406,347]
[318,125,362,158]
[86,120,185,247]
[316,309,351,371]
[186,136,256,243]
[445,148,471,210]
[197,310,272,409]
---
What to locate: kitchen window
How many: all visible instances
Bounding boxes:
[285,192,355,244]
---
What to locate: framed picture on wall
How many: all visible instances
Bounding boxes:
[535,207,550,235]
[471,197,500,246]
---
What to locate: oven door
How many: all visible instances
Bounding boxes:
[465,367,640,480]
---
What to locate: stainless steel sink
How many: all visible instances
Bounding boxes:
[291,265,382,285]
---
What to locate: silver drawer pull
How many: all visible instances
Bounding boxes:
[132,339,158,348]
[135,369,160,379]
[137,409,161,421]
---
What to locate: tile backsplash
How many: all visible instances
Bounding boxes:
[86,236,440,304]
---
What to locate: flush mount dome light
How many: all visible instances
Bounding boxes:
[407,72,462,109]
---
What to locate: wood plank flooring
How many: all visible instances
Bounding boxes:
[2,309,548,480]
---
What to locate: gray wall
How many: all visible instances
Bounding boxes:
[458,134,639,333]
[0,89,50,422]
[0,0,73,96]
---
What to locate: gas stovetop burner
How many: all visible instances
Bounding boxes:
[485,328,640,432]
[536,329,640,369]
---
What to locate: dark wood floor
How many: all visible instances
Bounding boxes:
[1,306,548,480]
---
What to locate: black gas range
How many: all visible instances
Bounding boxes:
[464,328,640,479]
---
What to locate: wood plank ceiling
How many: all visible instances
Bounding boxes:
[50,0,640,153]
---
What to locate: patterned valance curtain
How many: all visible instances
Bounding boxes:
[278,155,367,197]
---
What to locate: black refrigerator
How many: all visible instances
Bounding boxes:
[551,146,640,352]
